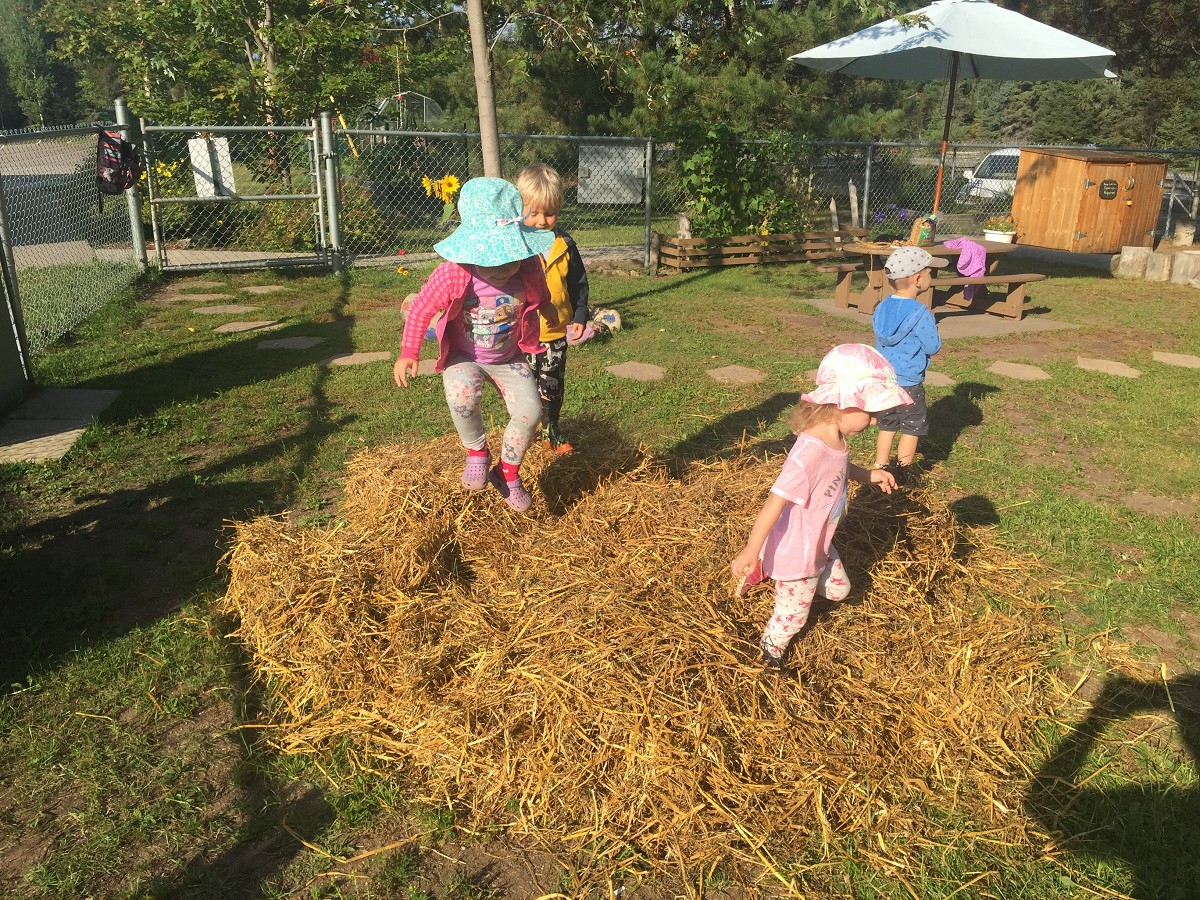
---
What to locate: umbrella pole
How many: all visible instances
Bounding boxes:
[932,51,961,215]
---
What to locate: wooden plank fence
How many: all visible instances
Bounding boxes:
[654,227,868,272]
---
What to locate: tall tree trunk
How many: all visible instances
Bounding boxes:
[466,0,501,177]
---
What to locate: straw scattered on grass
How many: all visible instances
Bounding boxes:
[221,424,1064,889]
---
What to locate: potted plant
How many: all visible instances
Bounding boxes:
[982,214,1017,243]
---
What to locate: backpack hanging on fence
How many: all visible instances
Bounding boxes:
[95,129,141,211]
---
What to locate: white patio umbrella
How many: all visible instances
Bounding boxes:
[790,0,1116,213]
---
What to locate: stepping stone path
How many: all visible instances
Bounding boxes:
[258,336,325,350]
[175,293,235,302]
[1154,351,1200,369]
[241,285,285,294]
[0,388,120,462]
[925,371,956,387]
[606,361,665,381]
[988,361,1051,381]
[213,320,283,334]
[706,365,764,385]
[193,305,261,315]
[1077,357,1140,378]
[323,351,391,366]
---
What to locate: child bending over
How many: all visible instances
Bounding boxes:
[730,344,910,668]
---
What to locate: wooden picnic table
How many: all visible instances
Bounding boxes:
[835,239,1022,315]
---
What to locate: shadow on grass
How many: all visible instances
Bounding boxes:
[923,380,1000,467]
[1026,673,1200,899]
[0,272,359,896]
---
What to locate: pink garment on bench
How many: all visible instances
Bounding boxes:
[942,237,986,301]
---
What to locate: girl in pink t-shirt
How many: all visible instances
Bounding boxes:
[395,178,557,512]
[730,344,912,668]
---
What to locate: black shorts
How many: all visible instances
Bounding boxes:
[876,382,927,436]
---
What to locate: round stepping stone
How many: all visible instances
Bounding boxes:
[1153,351,1200,369]
[193,304,261,315]
[925,371,956,387]
[605,361,665,382]
[988,361,1050,381]
[258,336,326,350]
[322,351,392,366]
[213,320,283,333]
[707,365,764,385]
[176,293,234,302]
[241,285,285,294]
[1077,357,1140,378]
[1122,491,1198,519]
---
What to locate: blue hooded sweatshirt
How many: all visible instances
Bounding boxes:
[872,295,941,386]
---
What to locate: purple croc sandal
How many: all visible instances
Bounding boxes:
[488,466,533,513]
[461,452,491,491]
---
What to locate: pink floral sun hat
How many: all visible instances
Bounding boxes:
[801,343,913,413]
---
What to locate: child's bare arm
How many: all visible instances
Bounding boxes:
[849,462,896,494]
[731,493,789,577]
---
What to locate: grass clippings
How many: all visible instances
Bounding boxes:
[221,422,1062,893]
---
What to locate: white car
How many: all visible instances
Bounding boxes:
[956,148,1020,202]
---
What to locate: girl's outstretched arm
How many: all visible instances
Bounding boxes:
[849,462,896,494]
[730,493,789,578]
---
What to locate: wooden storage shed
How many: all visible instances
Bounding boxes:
[1010,148,1166,254]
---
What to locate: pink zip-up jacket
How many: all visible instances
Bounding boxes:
[400,259,554,372]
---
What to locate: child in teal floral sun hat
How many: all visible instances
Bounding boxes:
[395,177,558,513]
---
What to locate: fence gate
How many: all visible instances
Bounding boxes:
[142,122,330,273]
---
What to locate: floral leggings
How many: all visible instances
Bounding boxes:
[761,548,850,660]
[442,355,542,465]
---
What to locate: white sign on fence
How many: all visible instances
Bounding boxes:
[577,143,644,205]
[188,136,235,197]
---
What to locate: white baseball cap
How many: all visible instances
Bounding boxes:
[884,246,949,280]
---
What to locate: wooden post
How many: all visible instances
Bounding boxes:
[848,182,860,230]
[829,198,840,232]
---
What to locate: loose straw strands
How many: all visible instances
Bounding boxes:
[221,428,1060,885]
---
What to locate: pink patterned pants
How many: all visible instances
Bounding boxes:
[761,547,850,660]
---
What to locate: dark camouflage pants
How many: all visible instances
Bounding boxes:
[526,337,568,428]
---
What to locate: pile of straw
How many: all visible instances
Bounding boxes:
[222,423,1059,889]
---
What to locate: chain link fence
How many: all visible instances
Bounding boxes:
[142,123,328,272]
[334,130,663,266]
[5,113,1199,375]
[0,125,143,357]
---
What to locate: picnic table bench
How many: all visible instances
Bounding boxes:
[921,272,1049,320]
[834,239,1046,319]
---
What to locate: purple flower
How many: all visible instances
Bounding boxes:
[873,211,885,223]
[898,208,910,220]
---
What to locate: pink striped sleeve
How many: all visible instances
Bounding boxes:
[400,263,460,360]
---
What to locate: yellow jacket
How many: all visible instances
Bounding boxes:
[538,227,590,343]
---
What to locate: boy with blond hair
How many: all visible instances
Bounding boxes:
[515,163,590,453]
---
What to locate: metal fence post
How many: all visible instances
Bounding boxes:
[114,98,149,270]
[643,137,654,271]
[0,176,32,382]
[319,111,343,273]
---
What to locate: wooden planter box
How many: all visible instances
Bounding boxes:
[655,228,866,272]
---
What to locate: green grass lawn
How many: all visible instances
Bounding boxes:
[1,259,1198,898]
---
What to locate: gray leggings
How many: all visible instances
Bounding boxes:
[442,355,542,465]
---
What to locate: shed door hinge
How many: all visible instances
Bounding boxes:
[1075,231,1087,240]
[1084,179,1096,189]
